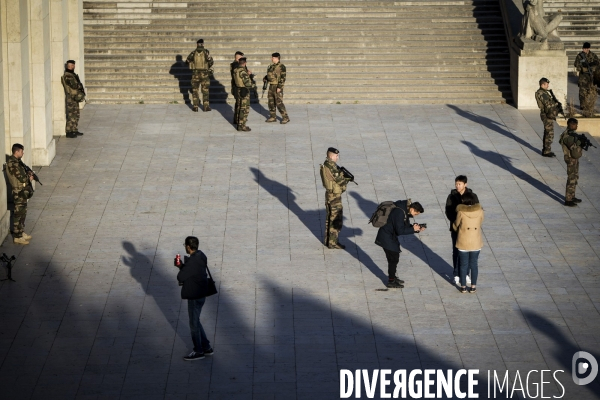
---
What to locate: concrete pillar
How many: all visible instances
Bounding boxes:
[50,0,69,136]
[0,1,10,243]
[67,0,84,87]
[29,0,56,166]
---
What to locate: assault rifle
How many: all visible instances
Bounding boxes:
[262,75,268,98]
[249,74,259,99]
[19,160,42,186]
[577,133,597,151]
[339,166,358,185]
[548,89,566,120]
[578,52,598,82]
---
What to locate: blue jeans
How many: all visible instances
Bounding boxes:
[459,250,480,287]
[188,297,211,353]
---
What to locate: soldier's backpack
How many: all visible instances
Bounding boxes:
[192,48,209,70]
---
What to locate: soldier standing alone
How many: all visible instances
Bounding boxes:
[233,58,253,132]
[535,77,560,157]
[559,118,584,207]
[263,52,289,124]
[5,144,34,245]
[574,42,599,117]
[186,39,214,112]
[320,147,351,249]
[61,60,85,138]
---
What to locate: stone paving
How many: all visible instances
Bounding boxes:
[1,103,600,400]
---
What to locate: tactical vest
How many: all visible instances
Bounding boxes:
[61,73,85,102]
[233,68,245,88]
[559,131,583,159]
[192,48,208,70]
[534,89,545,110]
[320,164,343,194]
[267,63,281,84]
[5,161,28,193]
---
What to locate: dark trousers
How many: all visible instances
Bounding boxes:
[383,248,400,279]
[188,297,211,353]
[451,230,459,276]
[459,250,480,287]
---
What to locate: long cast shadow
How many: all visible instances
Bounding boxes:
[350,192,455,283]
[447,104,540,155]
[251,167,388,283]
[168,55,192,109]
[462,140,564,203]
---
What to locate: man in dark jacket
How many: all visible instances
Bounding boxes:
[445,175,479,284]
[375,200,425,288]
[176,236,214,361]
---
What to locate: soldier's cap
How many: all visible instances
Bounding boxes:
[197,39,204,44]
[272,52,281,58]
[583,42,591,49]
[238,57,247,63]
[327,147,339,155]
[235,51,244,56]
[66,60,76,64]
[567,118,578,125]
[539,77,550,85]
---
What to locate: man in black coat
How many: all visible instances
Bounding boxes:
[375,200,425,288]
[176,236,214,361]
[445,175,479,284]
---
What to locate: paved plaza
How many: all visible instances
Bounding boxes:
[1,103,600,399]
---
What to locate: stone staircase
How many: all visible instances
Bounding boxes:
[82,0,512,104]
[544,0,600,70]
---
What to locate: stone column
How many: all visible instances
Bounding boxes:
[67,0,84,87]
[29,0,56,166]
[0,2,10,243]
[50,0,69,136]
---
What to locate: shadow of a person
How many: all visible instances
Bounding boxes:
[169,55,192,108]
[349,192,455,283]
[447,104,541,155]
[250,167,388,283]
[461,140,564,203]
[208,76,235,125]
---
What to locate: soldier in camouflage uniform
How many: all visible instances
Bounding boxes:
[186,39,214,112]
[5,144,34,245]
[574,42,599,117]
[61,60,85,138]
[535,77,560,157]
[559,118,584,207]
[233,58,253,132]
[320,147,351,249]
[263,52,289,124]
[231,51,244,125]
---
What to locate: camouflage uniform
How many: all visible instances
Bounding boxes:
[233,66,253,130]
[187,45,214,109]
[559,128,583,202]
[320,159,350,247]
[5,155,33,238]
[574,51,599,117]
[61,70,84,136]
[265,62,288,121]
[535,88,559,155]
[230,60,240,123]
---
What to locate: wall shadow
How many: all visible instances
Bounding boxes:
[168,55,192,108]
[461,140,564,203]
[250,167,388,283]
[349,192,455,284]
[447,104,541,155]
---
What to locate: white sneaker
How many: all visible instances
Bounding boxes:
[466,275,471,284]
[454,276,459,285]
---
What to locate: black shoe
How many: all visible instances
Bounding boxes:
[572,197,582,203]
[76,131,84,136]
[393,277,405,284]
[203,347,214,356]
[183,351,205,361]
[386,280,404,289]
[564,201,578,207]
[542,152,555,157]
[66,132,78,138]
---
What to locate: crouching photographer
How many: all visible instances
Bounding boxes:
[175,236,215,361]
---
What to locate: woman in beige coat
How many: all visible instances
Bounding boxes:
[452,192,484,293]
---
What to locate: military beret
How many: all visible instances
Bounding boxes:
[238,57,247,63]
[583,42,591,49]
[235,51,244,56]
[197,39,204,44]
[272,52,281,58]
[327,147,339,154]
[567,118,578,125]
[539,77,550,85]
[66,60,76,64]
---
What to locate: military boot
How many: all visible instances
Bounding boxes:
[66,132,78,138]
[280,117,290,124]
[76,131,84,136]
[564,200,578,207]
[192,106,199,112]
[22,233,32,240]
[203,104,212,112]
[573,197,582,203]
[13,237,29,245]
[237,126,251,132]
[266,116,277,123]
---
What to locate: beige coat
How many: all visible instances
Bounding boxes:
[452,203,484,251]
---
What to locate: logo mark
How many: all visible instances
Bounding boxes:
[572,351,598,385]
